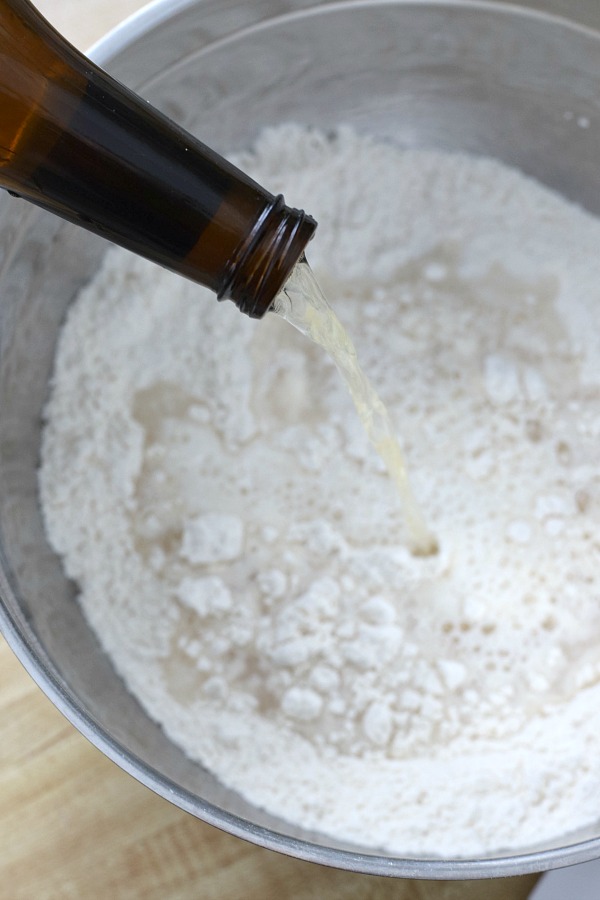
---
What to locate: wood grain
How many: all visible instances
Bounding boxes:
[1,632,539,899]
[1,1,542,897]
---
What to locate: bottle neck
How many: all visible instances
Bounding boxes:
[0,0,317,317]
[220,196,316,318]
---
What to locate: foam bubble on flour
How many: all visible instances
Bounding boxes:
[39,125,600,856]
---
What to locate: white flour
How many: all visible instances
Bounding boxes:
[39,125,600,856]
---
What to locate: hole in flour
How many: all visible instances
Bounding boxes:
[555,440,572,465]
[525,419,543,442]
[575,489,591,513]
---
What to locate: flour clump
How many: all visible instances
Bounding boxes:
[39,125,600,856]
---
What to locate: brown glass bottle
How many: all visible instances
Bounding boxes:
[0,0,316,317]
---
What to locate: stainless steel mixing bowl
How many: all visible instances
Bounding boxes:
[1,0,600,879]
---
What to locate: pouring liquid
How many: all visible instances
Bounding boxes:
[273,258,438,557]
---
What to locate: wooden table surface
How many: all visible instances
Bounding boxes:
[1,636,541,900]
[0,2,544,897]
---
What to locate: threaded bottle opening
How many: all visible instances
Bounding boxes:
[218,194,317,318]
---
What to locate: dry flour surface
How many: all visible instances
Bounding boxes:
[40,126,600,856]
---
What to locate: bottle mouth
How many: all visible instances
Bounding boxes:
[218,194,317,318]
